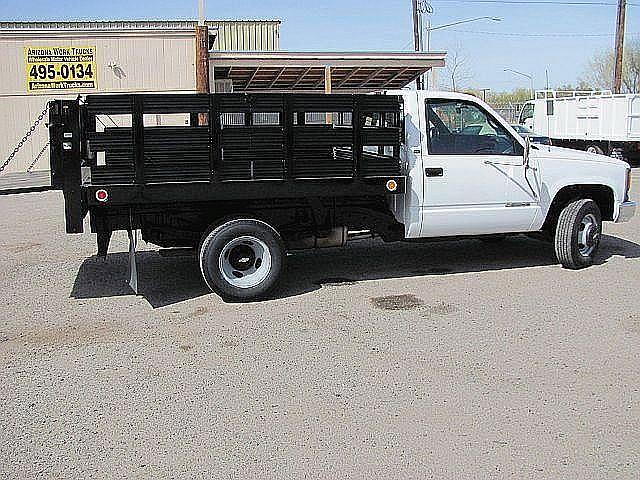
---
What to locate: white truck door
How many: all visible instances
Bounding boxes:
[419,97,540,237]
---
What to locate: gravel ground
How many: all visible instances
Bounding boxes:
[1,173,639,479]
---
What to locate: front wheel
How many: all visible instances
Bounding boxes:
[199,219,284,301]
[554,199,602,269]
[586,144,605,155]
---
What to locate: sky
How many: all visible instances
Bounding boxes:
[1,0,638,92]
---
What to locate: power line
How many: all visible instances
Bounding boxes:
[434,0,639,5]
[450,28,640,36]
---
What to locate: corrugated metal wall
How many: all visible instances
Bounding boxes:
[209,21,280,51]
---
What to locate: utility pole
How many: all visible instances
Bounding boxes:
[195,0,210,94]
[412,0,424,90]
[613,0,626,94]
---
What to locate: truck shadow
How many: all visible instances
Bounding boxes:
[71,234,640,308]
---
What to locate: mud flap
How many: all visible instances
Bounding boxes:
[128,229,138,294]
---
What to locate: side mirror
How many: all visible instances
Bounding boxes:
[524,136,531,167]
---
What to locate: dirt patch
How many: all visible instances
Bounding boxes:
[622,315,640,333]
[1,242,42,254]
[190,305,208,317]
[370,295,457,315]
[371,294,425,311]
[221,338,240,348]
[2,324,115,348]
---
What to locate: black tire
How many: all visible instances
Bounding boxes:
[554,199,602,269]
[199,218,284,301]
[586,144,604,155]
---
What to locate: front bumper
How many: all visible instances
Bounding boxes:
[615,201,637,223]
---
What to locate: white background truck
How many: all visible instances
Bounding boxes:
[519,90,640,162]
[49,90,635,301]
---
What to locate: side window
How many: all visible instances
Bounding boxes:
[426,100,523,156]
[519,103,534,123]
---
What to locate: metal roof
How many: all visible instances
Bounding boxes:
[210,51,446,92]
[0,20,280,50]
[0,20,281,30]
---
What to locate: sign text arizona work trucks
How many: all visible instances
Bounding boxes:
[49,91,636,301]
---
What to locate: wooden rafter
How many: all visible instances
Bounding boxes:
[336,67,361,88]
[359,68,385,87]
[269,67,287,88]
[245,67,261,89]
[381,67,410,88]
[291,67,313,89]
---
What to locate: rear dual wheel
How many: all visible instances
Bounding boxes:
[199,219,284,301]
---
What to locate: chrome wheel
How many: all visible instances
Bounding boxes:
[219,236,272,289]
[577,213,599,257]
[586,145,604,155]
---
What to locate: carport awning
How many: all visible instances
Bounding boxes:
[209,51,446,92]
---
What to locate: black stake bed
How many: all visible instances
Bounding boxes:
[49,93,406,234]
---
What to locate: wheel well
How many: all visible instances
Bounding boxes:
[544,184,614,231]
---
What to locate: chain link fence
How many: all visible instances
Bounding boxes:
[490,103,525,125]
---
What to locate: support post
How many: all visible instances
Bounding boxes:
[325,65,333,124]
[128,229,138,294]
[412,0,423,90]
[613,0,626,94]
[196,25,210,94]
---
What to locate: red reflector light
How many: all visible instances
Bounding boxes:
[95,189,109,202]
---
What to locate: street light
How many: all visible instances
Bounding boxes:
[504,68,534,100]
[424,16,502,52]
[422,16,502,89]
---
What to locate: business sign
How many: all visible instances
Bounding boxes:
[25,46,97,92]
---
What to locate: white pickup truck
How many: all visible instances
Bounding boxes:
[50,91,636,301]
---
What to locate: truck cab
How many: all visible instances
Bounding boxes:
[391,90,634,244]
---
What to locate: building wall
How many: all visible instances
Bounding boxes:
[208,20,280,51]
[0,20,280,174]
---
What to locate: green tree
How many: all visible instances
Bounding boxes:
[487,88,532,105]
[580,38,640,93]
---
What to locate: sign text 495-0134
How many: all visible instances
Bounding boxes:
[25,46,97,92]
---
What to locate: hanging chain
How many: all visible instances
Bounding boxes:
[0,102,51,175]
[26,141,51,173]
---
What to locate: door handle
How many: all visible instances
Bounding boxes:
[425,167,444,177]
